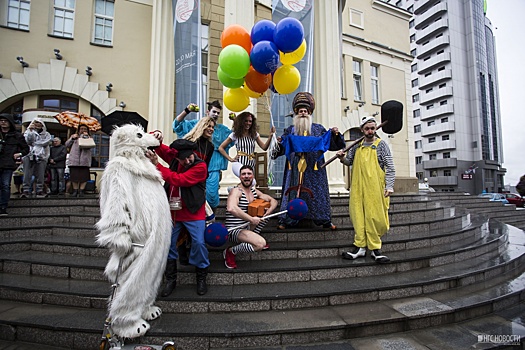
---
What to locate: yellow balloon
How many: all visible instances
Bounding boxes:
[224,88,250,112]
[273,65,301,95]
[242,84,263,99]
[280,39,307,65]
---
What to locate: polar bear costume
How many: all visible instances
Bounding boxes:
[96,124,171,338]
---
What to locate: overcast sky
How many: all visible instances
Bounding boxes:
[485,0,525,187]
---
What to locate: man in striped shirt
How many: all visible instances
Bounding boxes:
[337,116,395,264]
[223,165,278,269]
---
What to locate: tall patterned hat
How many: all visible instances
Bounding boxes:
[292,92,315,114]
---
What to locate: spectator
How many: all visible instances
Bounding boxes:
[0,113,29,215]
[147,134,210,296]
[48,137,67,195]
[223,165,278,269]
[66,125,94,197]
[20,117,51,198]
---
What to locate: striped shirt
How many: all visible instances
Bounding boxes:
[225,187,258,229]
[342,138,395,190]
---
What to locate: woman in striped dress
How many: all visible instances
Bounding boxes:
[218,112,275,170]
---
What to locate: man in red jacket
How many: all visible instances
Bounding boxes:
[146,134,209,296]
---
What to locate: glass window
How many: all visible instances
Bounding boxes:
[411,63,418,72]
[430,170,438,177]
[410,34,415,43]
[53,0,75,38]
[201,22,209,105]
[93,0,114,45]
[416,172,423,180]
[414,124,421,133]
[427,120,435,126]
[426,88,433,93]
[444,169,452,176]
[353,60,362,101]
[442,134,449,141]
[429,153,437,160]
[443,152,450,159]
[39,96,79,112]
[415,140,422,149]
[440,100,448,105]
[416,156,422,164]
[412,79,419,88]
[370,65,379,104]
[410,49,417,57]
[412,94,419,103]
[429,137,436,143]
[441,117,448,123]
[7,0,30,30]
[413,109,420,118]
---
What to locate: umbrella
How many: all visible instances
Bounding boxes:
[102,111,148,135]
[54,111,102,132]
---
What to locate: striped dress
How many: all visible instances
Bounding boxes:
[229,132,258,169]
[225,187,265,248]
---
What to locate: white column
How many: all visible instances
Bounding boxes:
[314,0,348,194]
[148,0,176,145]
[219,0,256,193]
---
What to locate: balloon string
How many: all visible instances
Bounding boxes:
[263,91,277,186]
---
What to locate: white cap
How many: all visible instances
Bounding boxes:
[360,116,377,128]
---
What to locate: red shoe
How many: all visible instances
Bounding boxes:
[262,244,269,250]
[223,248,237,269]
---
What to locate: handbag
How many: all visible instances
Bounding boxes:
[78,136,96,149]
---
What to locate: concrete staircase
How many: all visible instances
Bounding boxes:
[0,193,524,349]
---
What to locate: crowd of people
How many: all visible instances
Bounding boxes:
[0,92,397,298]
[0,113,97,215]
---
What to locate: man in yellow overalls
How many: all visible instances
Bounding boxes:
[337,116,395,263]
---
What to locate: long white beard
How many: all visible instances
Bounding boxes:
[294,115,312,136]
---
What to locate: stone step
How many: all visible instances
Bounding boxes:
[1,225,522,313]
[0,219,515,288]
[1,268,523,350]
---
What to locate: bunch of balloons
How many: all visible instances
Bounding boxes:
[218,17,306,112]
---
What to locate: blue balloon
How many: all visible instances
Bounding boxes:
[204,223,228,247]
[273,17,304,53]
[250,40,279,75]
[251,20,276,45]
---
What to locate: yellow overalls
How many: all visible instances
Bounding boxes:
[349,138,390,250]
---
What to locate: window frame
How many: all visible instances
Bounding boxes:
[6,0,30,30]
[52,0,76,38]
[92,0,114,46]
[370,64,379,104]
[353,59,363,102]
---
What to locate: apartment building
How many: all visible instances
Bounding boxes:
[408,0,505,193]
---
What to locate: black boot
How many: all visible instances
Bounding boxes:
[195,267,208,296]
[161,259,178,297]
[71,190,78,197]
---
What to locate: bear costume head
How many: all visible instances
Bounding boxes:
[109,124,159,159]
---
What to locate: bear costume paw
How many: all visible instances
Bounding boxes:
[112,319,150,339]
[142,305,162,321]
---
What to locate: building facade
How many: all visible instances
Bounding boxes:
[408,0,505,194]
[1,0,416,193]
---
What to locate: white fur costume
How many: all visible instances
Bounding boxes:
[96,124,171,339]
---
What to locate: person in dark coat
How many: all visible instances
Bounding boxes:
[0,113,29,215]
[48,137,67,195]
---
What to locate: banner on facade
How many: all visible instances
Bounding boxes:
[173,0,202,120]
[271,0,315,186]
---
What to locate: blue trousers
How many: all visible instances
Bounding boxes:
[206,170,220,208]
[168,220,209,269]
[0,169,13,209]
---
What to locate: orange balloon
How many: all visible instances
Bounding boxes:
[221,24,252,54]
[245,67,272,93]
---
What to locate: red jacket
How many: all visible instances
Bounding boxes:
[155,143,207,221]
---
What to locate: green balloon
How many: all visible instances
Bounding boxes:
[219,44,250,79]
[217,67,245,88]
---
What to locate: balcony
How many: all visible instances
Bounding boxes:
[422,139,456,153]
[414,0,442,15]
[415,18,448,44]
[420,86,453,105]
[423,158,457,169]
[416,35,450,59]
[421,121,455,137]
[428,176,458,186]
[418,52,451,74]
[420,103,454,121]
[414,2,447,29]
[419,68,452,89]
